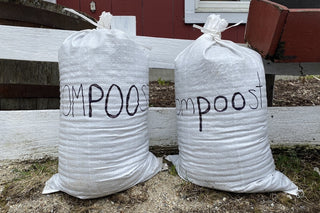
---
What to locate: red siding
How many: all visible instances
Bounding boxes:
[80,0,111,19]
[57,0,80,10]
[173,0,202,39]
[143,0,174,38]
[57,0,245,42]
[223,25,245,43]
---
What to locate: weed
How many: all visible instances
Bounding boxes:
[169,164,178,176]
[299,75,320,80]
[157,77,170,86]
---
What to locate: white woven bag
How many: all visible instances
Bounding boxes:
[43,11,161,199]
[167,14,299,195]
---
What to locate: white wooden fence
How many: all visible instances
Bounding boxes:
[1,22,320,160]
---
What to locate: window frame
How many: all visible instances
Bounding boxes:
[185,0,250,24]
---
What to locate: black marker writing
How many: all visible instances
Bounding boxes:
[89,84,104,117]
[72,84,85,117]
[126,85,139,116]
[105,84,123,118]
[197,96,211,132]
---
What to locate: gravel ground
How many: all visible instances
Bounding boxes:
[1,147,320,213]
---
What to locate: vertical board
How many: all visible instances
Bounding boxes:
[111,0,143,35]
[112,16,136,36]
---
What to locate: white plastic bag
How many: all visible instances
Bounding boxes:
[43,12,161,199]
[167,14,299,195]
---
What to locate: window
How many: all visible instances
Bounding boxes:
[185,0,250,24]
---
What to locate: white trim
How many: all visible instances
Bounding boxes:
[197,1,250,13]
[185,0,250,23]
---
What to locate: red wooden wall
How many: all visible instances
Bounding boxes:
[57,0,245,42]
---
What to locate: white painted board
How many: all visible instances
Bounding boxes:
[1,106,319,160]
[1,110,59,160]
[1,24,319,73]
[112,16,136,36]
[268,107,320,145]
[0,24,191,70]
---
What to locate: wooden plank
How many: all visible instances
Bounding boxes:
[111,16,136,36]
[0,60,59,85]
[1,110,59,160]
[0,0,95,30]
[268,107,320,145]
[148,107,177,147]
[245,0,288,58]
[135,36,192,69]
[0,98,60,110]
[1,24,320,72]
[0,25,72,62]
[274,9,320,62]
[0,59,60,109]
[246,0,320,62]
[0,24,192,69]
[0,17,138,62]
[1,106,320,160]
[0,84,59,98]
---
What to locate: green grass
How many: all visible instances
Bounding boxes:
[169,164,178,176]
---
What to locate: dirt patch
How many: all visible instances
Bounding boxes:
[149,81,175,107]
[149,77,320,107]
[273,78,320,106]
[1,146,320,212]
